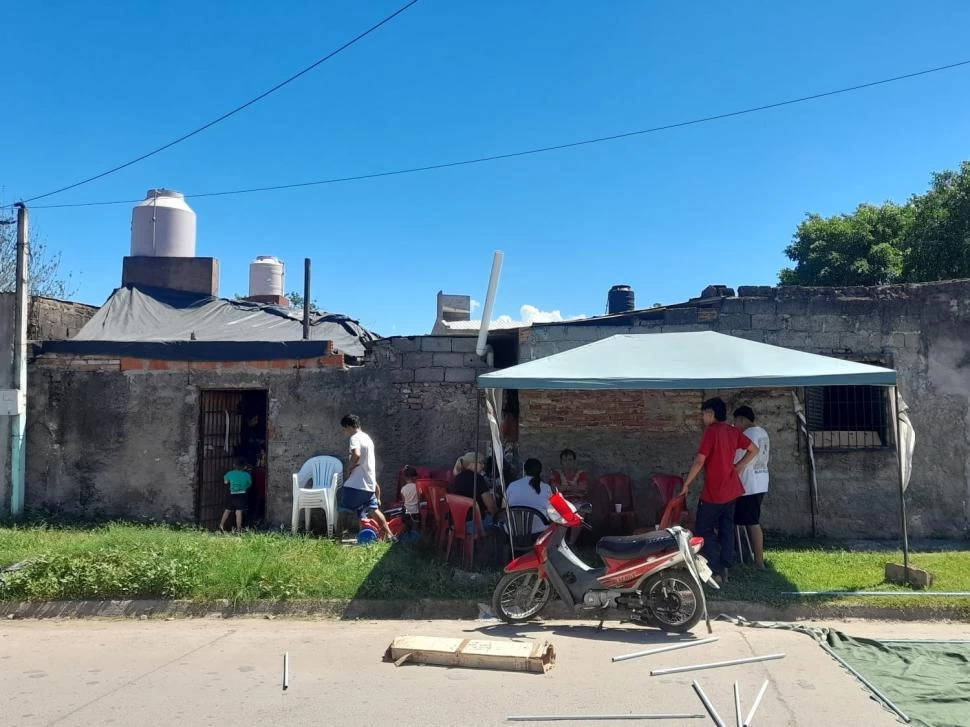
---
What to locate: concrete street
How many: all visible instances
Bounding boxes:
[2,617,968,726]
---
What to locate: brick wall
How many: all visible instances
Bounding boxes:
[520,388,812,536]
[517,280,970,538]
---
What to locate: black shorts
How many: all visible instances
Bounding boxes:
[734,493,764,526]
[226,493,249,511]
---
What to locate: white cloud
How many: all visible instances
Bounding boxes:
[470,299,481,311]
[488,305,586,325]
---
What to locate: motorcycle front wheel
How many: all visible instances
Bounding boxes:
[492,570,552,623]
[642,569,703,633]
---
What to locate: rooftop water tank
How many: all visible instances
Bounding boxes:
[607,284,636,314]
[130,189,197,257]
[249,256,285,298]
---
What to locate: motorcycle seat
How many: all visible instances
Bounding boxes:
[596,531,677,561]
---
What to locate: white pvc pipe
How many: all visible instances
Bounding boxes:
[612,637,718,663]
[650,653,785,676]
[476,251,504,357]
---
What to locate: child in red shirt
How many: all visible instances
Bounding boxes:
[681,398,759,582]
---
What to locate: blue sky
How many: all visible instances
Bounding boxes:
[3,1,969,335]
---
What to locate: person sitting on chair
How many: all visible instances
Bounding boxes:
[550,448,589,502]
[507,459,556,534]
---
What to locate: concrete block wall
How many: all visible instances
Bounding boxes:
[517,280,970,538]
[22,335,491,526]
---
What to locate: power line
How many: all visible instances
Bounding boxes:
[22,0,422,204]
[20,56,970,211]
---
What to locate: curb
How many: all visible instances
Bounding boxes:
[2,598,968,622]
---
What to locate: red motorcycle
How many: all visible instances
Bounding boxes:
[491,493,717,632]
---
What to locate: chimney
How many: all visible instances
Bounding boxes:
[437,292,471,323]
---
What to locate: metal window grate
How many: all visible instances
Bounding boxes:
[806,385,890,449]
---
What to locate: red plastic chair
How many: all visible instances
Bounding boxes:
[442,494,484,568]
[597,474,638,535]
[416,480,449,541]
[429,467,456,486]
[652,474,683,506]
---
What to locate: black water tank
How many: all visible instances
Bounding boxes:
[607,284,636,314]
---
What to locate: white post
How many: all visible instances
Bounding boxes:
[10,204,29,516]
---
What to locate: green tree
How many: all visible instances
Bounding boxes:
[286,291,320,313]
[0,218,75,298]
[779,202,911,286]
[903,161,970,282]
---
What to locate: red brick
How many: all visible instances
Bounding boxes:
[120,357,146,371]
[148,360,169,371]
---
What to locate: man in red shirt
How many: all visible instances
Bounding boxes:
[679,398,759,582]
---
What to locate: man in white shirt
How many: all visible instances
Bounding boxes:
[338,414,393,540]
[733,406,770,568]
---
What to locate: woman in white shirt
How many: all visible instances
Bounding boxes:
[506,459,556,534]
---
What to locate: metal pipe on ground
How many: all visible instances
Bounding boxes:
[507,715,705,722]
[819,643,910,723]
[733,682,742,727]
[612,637,718,663]
[691,681,726,727]
[650,654,785,677]
[742,681,769,727]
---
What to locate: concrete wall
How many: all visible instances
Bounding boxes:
[518,280,970,539]
[1,294,98,517]
[23,336,489,525]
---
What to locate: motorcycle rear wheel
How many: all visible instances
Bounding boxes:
[492,570,552,623]
[642,569,703,633]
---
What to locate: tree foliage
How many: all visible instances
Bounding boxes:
[286,291,320,313]
[903,162,970,282]
[780,161,970,286]
[0,218,75,299]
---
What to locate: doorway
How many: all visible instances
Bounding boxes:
[196,389,269,529]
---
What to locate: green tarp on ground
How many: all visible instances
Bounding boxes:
[719,617,970,727]
[826,632,970,727]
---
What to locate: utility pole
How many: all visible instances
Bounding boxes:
[10,203,29,516]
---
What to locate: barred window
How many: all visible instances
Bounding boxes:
[806,385,890,450]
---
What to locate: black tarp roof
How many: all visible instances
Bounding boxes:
[36,285,379,361]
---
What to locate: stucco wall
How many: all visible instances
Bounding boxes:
[1,294,98,517]
[24,337,489,526]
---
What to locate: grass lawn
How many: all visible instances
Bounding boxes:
[0,523,497,604]
[1,523,969,613]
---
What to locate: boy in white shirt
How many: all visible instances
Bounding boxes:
[400,465,421,526]
[733,406,770,568]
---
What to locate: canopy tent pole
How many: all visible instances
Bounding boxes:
[473,389,482,513]
[891,385,910,576]
[484,388,515,556]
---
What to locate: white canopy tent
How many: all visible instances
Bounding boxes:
[478,332,914,571]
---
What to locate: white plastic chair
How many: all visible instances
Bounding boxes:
[291,455,343,537]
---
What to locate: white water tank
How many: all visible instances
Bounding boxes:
[130,189,197,257]
[249,256,285,297]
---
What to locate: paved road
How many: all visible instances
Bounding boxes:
[2,617,968,726]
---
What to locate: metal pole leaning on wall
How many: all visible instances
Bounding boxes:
[891,385,910,575]
[10,204,30,516]
[302,258,311,340]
